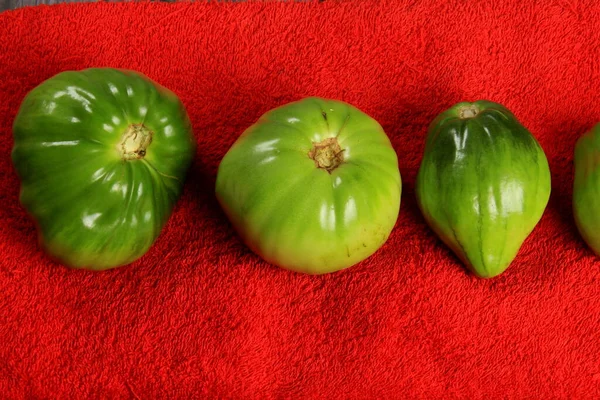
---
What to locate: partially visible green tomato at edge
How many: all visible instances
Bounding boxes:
[573,122,600,255]
[12,68,196,270]
[215,97,402,274]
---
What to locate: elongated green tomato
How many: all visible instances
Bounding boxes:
[415,101,551,278]
[215,97,401,274]
[12,68,196,270]
[573,123,600,255]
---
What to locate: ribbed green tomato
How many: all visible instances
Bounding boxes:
[12,68,196,270]
[416,100,551,278]
[574,123,600,255]
[215,97,401,274]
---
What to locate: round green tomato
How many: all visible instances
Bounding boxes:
[215,97,401,274]
[12,68,196,270]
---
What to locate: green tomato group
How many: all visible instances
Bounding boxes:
[14,67,600,278]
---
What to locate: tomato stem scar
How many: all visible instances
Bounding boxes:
[120,124,153,161]
[308,137,345,173]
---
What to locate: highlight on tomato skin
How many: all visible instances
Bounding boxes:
[11,68,197,271]
[415,100,551,278]
[215,97,402,275]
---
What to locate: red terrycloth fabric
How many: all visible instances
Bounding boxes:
[1,1,600,398]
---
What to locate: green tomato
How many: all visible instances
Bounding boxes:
[573,122,600,255]
[415,101,551,278]
[12,68,196,270]
[215,97,401,274]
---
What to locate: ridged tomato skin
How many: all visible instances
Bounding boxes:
[12,68,196,270]
[416,100,551,278]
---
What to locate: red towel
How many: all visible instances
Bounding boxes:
[1,1,599,398]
